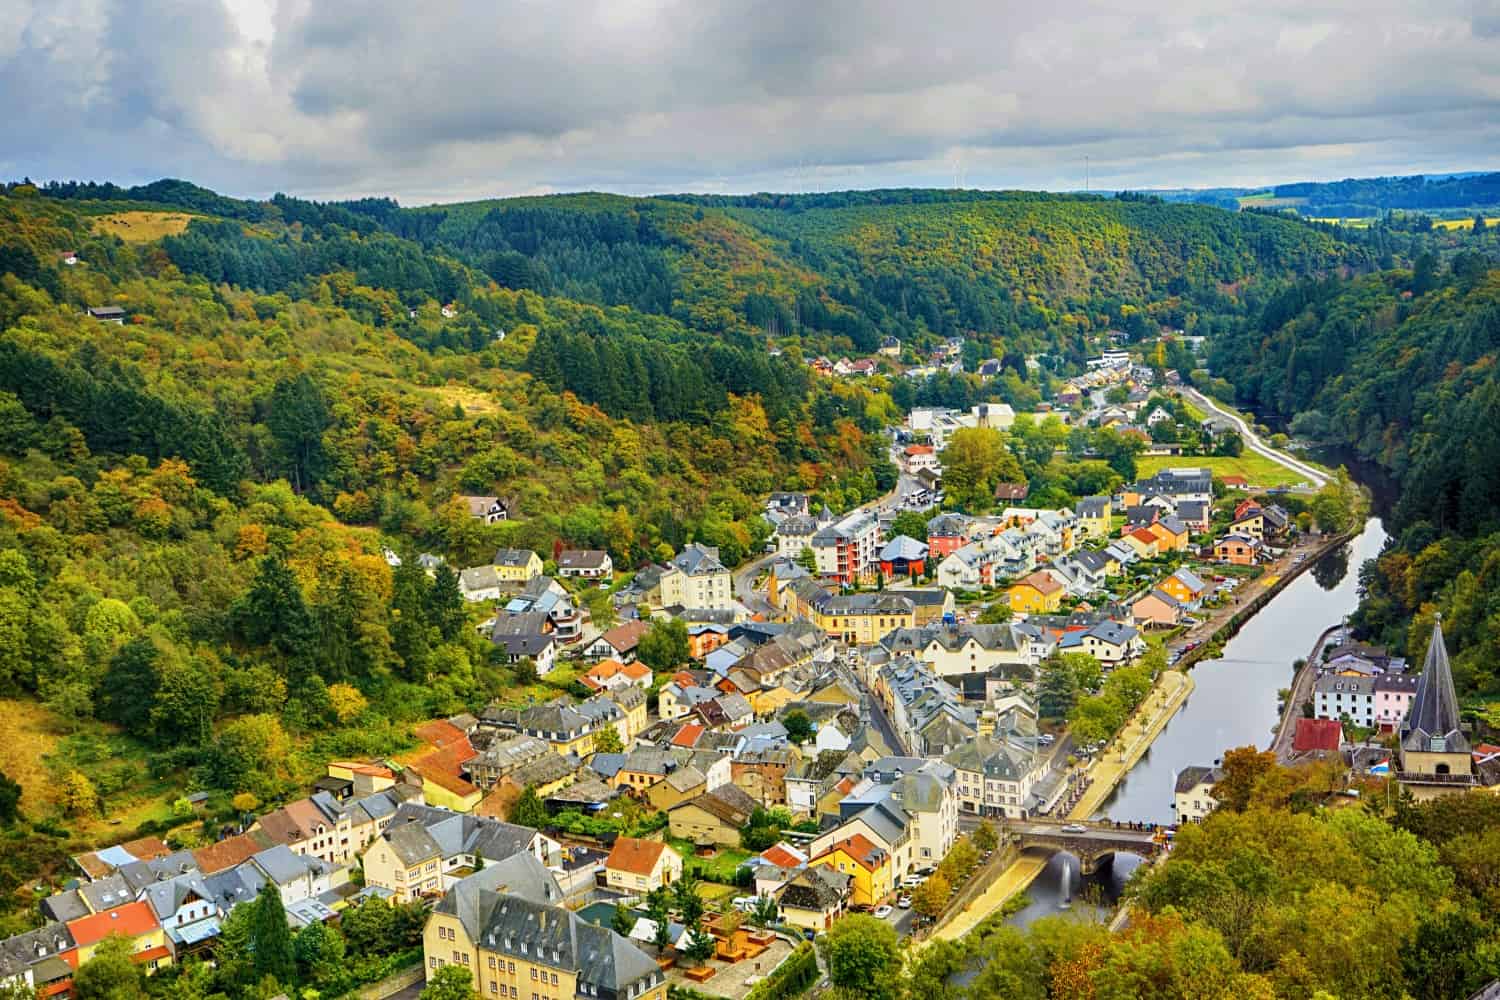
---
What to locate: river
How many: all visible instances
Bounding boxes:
[1005,515,1389,921]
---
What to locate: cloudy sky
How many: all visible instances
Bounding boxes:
[3,0,1498,204]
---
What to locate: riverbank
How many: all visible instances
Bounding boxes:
[1069,670,1194,820]
[929,852,1049,943]
[1271,622,1343,762]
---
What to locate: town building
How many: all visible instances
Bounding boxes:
[1398,618,1476,799]
[1173,765,1222,822]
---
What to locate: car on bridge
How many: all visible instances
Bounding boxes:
[1061,824,1088,833]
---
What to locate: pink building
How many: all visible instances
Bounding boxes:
[1374,674,1421,733]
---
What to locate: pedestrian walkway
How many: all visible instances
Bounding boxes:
[1067,670,1195,820]
[929,851,1048,943]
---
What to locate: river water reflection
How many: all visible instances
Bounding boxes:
[1097,516,1389,825]
[1000,517,1389,927]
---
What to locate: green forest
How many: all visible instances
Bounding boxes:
[1209,237,1500,702]
[1,172,1494,979]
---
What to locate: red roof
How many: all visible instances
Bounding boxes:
[1293,717,1343,753]
[1128,527,1159,544]
[1221,475,1248,487]
[605,836,669,876]
[904,444,934,456]
[1016,571,1062,596]
[760,844,805,868]
[69,902,158,947]
[671,723,706,748]
[414,719,469,751]
[823,834,886,871]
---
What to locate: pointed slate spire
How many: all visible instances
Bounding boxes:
[1402,614,1469,754]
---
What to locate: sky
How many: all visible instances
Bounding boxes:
[3,0,1498,205]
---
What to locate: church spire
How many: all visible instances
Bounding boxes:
[1402,614,1469,754]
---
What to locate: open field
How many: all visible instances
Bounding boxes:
[1236,193,1306,209]
[0,699,62,818]
[1434,216,1500,230]
[1135,453,1314,486]
[432,383,501,416]
[91,210,197,242]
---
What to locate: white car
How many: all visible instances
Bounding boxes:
[873,905,894,919]
[897,895,913,909]
[902,874,924,889]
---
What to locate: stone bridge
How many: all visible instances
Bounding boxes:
[1003,820,1165,874]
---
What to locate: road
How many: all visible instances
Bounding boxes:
[1180,387,1328,488]
[1271,622,1344,761]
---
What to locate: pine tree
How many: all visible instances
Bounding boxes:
[250,882,296,987]
[427,564,466,641]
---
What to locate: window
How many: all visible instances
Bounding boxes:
[430,958,440,970]
[531,970,538,981]
[491,985,499,995]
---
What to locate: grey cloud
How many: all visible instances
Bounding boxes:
[0,0,1496,201]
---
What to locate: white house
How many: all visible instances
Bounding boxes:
[1173,765,1222,822]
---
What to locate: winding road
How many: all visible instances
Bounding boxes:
[1180,387,1328,488]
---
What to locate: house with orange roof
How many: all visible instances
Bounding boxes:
[603,837,683,893]
[670,723,706,749]
[1120,527,1162,559]
[1007,571,1064,614]
[578,658,652,693]
[191,834,262,876]
[807,834,893,907]
[400,720,481,812]
[67,901,168,971]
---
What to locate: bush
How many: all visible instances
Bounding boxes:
[746,942,819,1000]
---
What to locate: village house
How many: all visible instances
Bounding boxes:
[363,804,558,903]
[583,620,651,662]
[458,495,509,524]
[491,548,544,582]
[659,543,734,610]
[811,510,881,585]
[458,565,504,603]
[925,513,971,559]
[1173,765,1222,822]
[1374,674,1421,733]
[1148,515,1191,552]
[251,787,416,866]
[667,785,758,847]
[775,868,850,933]
[556,549,613,580]
[1213,533,1261,566]
[463,734,555,791]
[808,834,892,909]
[1132,589,1185,629]
[945,733,1043,819]
[1008,571,1064,614]
[603,837,682,893]
[1075,496,1111,541]
[1157,568,1209,606]
[578,656,652,692]
[878,536,928,580]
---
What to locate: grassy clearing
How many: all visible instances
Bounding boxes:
[0,699,62,818]
[1433,216,1500,231]
[432,383,501,416]
[91,211,197,242]
[668,838,751,883]
[1136,453,1309,486]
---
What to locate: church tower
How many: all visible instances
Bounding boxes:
[1398,616,1475,799]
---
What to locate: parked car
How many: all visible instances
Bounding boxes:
[902,874,924,889]
[898,895,913,909]
[874,904,894,919]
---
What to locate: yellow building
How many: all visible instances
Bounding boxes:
[1398,619,1478,802]
[808,834,892,908]
[68,902,171,972]
[424,865,666,1000]
[612,686,649,741]
[1148,519,1190,552]
[1075,497,1111,541]
[492,548,543,582]
[1008,572,1064,614]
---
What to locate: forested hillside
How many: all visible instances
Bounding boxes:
[0,184,894,898]
[1209,242,1500,698]
[367,189,1374,366]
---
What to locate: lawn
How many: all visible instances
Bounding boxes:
[1135,454,1311,487]
[1434,216,1500,231]
[668,838,752,883]
[91,210,198,242]
[0,699,62,818]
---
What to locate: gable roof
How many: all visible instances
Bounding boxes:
[823,833,886,871]
[674,785,756,827]
[493,548,539,567]
[68,901,158,947]
[558,550,611,570]
[604,837,669,877]
[1174,764,1223,793]
[1015,571,1062,596]
[1293,717,1344,753]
